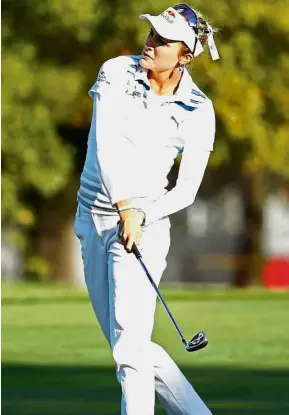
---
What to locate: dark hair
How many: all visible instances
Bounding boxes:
[178,8,218,55]
[197,17,212,47]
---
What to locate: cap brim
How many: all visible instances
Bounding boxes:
[140,12,204,57]
[140,14,182,42]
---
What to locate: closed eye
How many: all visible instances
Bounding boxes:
[148,28,169,46]
[159,36,168,45]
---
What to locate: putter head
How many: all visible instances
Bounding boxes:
[186,331,208,352]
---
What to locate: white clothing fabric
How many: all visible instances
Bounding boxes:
[75,54,215,414]
[77,55,215,225]
[74,203,212,415]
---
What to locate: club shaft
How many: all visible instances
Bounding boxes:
[132,245,186,345]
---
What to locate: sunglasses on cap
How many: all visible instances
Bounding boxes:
[173,4,198,32]
[172,4,200,55]
[173,4,219,60]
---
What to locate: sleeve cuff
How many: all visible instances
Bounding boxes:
[142,205,159,227]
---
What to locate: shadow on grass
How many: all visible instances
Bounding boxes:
[2,363,289,414]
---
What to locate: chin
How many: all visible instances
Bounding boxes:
[139,57,154,70]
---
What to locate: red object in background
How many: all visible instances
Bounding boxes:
[262,257,289,288]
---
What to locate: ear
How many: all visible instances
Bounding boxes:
[179,52,193,66]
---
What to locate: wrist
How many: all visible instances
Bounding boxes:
[117,205,136,213]
[119,208,136,221]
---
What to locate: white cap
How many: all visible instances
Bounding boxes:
[140,7,219,60]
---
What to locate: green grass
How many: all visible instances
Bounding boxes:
[2,283,289,414]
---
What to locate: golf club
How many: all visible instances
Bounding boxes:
[132,243,208,352]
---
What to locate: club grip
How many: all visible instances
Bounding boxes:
[132,243,142,259]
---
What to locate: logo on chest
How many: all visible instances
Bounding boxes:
[170,116,180,128]
[132,91,142,98]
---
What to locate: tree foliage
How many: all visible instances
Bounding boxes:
[194,0,289,177]
[2,0,289,244]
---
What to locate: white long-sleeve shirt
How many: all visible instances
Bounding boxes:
[78,55,216,225]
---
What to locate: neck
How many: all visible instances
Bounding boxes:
[148,68,182,96]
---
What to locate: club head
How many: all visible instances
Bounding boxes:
[186,331,208,352]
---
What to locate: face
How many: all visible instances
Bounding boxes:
[139,27,185,72]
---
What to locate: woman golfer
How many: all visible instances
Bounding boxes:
[75,4,219,414]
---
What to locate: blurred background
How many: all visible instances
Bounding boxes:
[2,1,289,414]
[2,0,289,287]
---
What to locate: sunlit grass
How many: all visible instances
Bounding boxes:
[2,283,289,414]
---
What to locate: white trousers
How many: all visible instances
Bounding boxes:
[74,204,212,415]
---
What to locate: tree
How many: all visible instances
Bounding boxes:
[194,0,289,176]
[2,0,289,280]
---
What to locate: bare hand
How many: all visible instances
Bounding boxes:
[118,209,144,252]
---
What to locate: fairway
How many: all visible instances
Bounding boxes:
[2,284,289,414]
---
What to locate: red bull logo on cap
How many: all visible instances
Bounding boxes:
[161,10,175,24]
